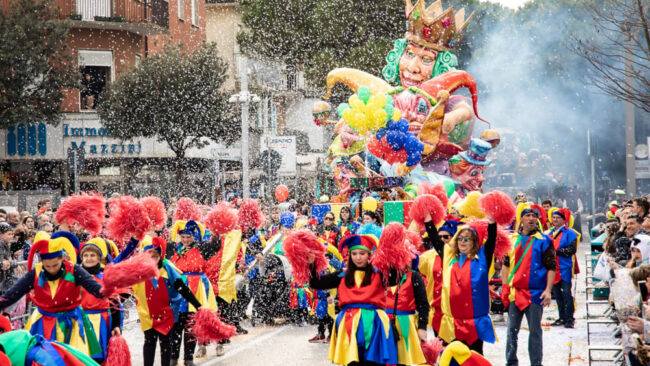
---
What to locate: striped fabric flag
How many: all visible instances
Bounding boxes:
[311,203,350,224]
[383,201,413,225]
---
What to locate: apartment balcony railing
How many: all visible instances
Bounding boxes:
[55,0,168,31]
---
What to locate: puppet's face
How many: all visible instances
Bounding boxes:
[399,43,437,88]
[452,164,485,192]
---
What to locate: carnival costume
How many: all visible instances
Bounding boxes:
[132,237,203,366]
[309,235,397,366]
[438,222,497,353]
[0,234,104,356]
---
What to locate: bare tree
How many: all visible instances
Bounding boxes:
[575,0,649,112]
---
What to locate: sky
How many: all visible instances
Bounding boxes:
[481,0,532,9]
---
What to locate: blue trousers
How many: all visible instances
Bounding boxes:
[552,281,574,324]
[506,303,544,366]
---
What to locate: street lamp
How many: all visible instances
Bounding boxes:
[229,56,260,199]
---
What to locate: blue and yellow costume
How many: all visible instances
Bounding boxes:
[79,236,134,362]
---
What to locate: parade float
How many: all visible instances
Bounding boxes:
[311,0,502,221]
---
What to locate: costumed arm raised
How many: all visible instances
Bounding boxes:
[424,219,445,257]
[0,270,35,309]
[112,237,139,264]
[484,222,497,266]
[74,264,103,298]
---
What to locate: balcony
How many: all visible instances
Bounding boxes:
[56,0,168,34]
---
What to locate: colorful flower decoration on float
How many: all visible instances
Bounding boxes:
[337,86,400,135]
[367,118,425,167]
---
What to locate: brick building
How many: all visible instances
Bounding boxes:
[0,0,216,207]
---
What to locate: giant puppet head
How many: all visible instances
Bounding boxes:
[382,0,471,89]
[449,138,491,196]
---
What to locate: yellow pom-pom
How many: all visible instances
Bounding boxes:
[392,109,402,121]
[458,191,486,219]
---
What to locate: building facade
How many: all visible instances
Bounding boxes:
[1,0,215,207]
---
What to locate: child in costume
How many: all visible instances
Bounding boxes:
[385,252,430,365]
[309,240,343,343]
[308,234,398,366]
[438,219,498,354]
[79,237,133,363]
[0,235,105,356]
[132,236,204,366]
[168,220,218,365]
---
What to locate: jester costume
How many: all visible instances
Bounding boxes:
[0,236,104,356]
[311,242,343,342]
[309,235,397,366]
[503,213,556,366]
[547,209,579,327]
[418,219,459,335]
[439,223,497,354]
[134,237,203,366]
[79,237,134,362]
[385,269,429,365]
[0,330,99,366]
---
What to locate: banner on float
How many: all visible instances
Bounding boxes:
[383,200,413,225]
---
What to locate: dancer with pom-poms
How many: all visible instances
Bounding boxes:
[169,205,219,364]
[284,227,399,366]
[376,223,430,366]
[437,191,515,354]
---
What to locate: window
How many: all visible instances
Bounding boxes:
[191,0,198,26]
[177,0,184,20]
[78,50,112,111]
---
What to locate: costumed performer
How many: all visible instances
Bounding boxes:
[547,209,578,329]
[79,237,133,362]
[338,206,360,239]
[418,217,459,336]
[501,208,555,366]
[384,231,430,365]
[169,219,218,365]
[308,234,397,366]
[309,239,343,344]
[0,236,104,356]
[132,236,204,366]
[438,218,498,354]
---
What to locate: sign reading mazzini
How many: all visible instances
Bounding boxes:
[63,123,143,156]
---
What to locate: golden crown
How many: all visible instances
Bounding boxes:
[404,0,473,51]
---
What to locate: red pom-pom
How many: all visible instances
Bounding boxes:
[283,229,328,285]
[421,338,444,365]
[409,194,445,226]
[373,223,413,276]
[192,308,237,344]
[479,191,516,226]
[173,197,201,222]
[106,196,151,242]
[105,334,131,366]
[405,229,425,253]
[205,202,238,236]
[418,182,449,208]
[102,252,159,296]
[140,196,167,230]
[495,228,513,259]
[238,199,265,230]
[55,193,106,235]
